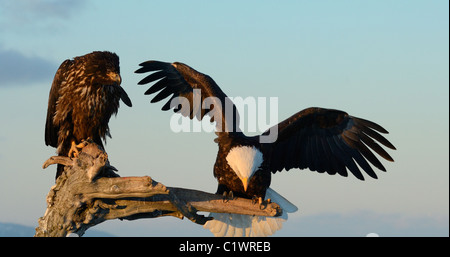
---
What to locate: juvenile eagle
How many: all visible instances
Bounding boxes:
[136,61,396,237]
[45,51,132,179]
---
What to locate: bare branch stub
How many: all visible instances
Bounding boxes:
[36,142,280,237]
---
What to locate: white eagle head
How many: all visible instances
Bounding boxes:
[226,146,264,191]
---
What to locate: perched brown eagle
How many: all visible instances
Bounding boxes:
[45,51,132,179]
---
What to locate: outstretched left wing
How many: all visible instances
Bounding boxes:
[263,107,396,180]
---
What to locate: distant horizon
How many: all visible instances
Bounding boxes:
[2,209,448,237]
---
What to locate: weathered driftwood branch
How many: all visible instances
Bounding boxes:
[35,142,281,237]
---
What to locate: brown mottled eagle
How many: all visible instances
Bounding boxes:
[45,51,132,179]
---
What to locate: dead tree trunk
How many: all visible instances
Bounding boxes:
[35,142,281,237]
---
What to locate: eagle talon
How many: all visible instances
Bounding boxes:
[68,139,90,159]
[75,141,88,149]
[258,197,265,210]
[258,198,272,210]
[228,191,234,200]
[251,196,262,205]
[251,196,265,209]
[68,140,80,158]
[222,192,228,203]
[222,191,234,203]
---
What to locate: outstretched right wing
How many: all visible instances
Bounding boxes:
[263,107,396,180]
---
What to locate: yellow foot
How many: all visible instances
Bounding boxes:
[251,196,263,205]
[68,140,89,158]
[251,196,269,210]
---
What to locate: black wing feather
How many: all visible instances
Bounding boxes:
[341,134,378,179]
[118,87,132,107]
[138,70,167,85]
[136,61,241,135]
[356,122,396,152]
[151,86,175,103]
[264,107,395,180]
[326,137,348,177]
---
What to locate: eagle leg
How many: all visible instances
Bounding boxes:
[68,139,89,158]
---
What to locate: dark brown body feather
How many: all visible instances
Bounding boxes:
[45,51,132,179]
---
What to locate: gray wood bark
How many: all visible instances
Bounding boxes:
[35,142,281,237]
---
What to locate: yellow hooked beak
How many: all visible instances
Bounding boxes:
[241,177,249,192]
[108,72,122,85]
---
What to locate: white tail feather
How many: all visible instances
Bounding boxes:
[203,188,298,237]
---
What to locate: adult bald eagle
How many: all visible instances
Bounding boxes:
[45,51,132,179]
[135,61,396,236]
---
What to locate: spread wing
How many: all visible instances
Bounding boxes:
[264,107,396,180]
[135,61,240,134]
[45,59,72,148]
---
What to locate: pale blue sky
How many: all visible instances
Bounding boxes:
[0,0,448,236]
